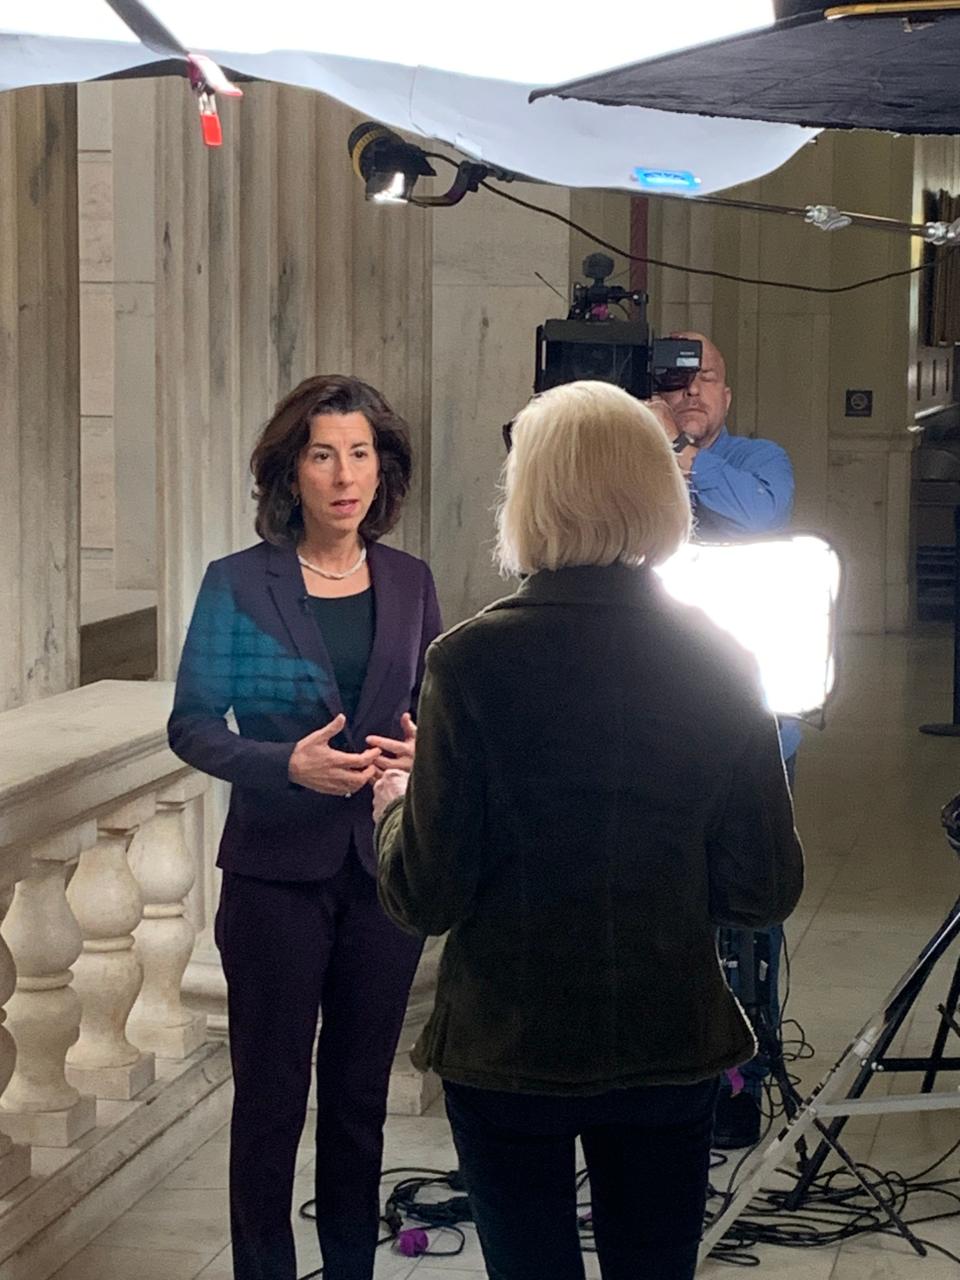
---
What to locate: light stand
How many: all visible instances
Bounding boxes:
[699,800,960,1267]
[784,890,960,1206]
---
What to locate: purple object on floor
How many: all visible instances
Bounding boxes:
[396,1227,430,1257]
[725,1066,745,1096]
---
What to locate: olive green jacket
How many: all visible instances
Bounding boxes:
[377,563,803,1095]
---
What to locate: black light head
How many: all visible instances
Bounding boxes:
[347,121,435,203]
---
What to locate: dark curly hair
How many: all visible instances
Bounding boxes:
[250,375,413,545]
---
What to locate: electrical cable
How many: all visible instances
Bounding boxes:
[572,928,960,1269]
[697,930,960,1267]
[296,1166,469,1278]
[292,937,959,1274]
[478,180,943,296]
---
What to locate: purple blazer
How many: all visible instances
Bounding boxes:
[168,539,442,881]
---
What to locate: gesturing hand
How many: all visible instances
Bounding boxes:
[288,714,381,797]
[366,712,417,775]
[372,769,409,824]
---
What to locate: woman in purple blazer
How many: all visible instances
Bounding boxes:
[168,375,442,1280]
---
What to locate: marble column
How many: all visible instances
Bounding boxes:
[112,81,158,592]
[0,86,80,712]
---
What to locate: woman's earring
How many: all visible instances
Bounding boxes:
[292,493,301,507]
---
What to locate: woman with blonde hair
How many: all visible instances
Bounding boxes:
[374,381,802,1280]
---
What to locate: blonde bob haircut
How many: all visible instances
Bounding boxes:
[496,380,691,576]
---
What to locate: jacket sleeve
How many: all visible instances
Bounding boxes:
[412,565,443,715]
[378,641,485,936]
[167,560,298,792]
[691,439,794,533]
[707,711,804,929]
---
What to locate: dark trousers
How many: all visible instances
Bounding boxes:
[444,1077,719,1280]
[216,853,423,1280]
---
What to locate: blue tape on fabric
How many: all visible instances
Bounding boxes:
[632,168,702,191]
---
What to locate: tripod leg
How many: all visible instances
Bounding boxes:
[921,952,960,1093]
[786,897,960,1208]
[784,985,916,1209]
[807,1118,928,1257]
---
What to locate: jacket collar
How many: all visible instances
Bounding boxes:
[485,562,662,612]
[265,540,343,725]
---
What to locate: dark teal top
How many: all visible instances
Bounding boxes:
[307,589,376,721]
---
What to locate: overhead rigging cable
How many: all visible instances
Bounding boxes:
[478,180,942,296]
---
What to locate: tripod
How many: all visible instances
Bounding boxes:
[784,889,960,1207]
[701,877,960,1264]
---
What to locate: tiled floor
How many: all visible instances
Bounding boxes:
[52,632,960,1278]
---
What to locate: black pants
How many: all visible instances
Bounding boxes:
[216,853,423,1280]
[444,1077,719,1280]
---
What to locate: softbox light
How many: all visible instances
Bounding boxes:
[655,535,842,719]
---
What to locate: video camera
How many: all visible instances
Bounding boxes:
[534,252,701,398]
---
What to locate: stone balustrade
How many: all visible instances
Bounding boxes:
[0,679,210,1199]
[0,676,441,1277]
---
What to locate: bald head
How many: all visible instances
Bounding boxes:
[659,330,732,448]
[672,331,727,384]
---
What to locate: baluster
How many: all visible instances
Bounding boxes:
[0,827,97,1147]
[0,848,30,1194]
[127,775,207,1058]
[65,797,156,1099]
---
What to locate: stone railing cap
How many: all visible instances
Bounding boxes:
[0,680,191,856]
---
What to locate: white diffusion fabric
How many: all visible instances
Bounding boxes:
[0,2,817,195]
[4,1,775,81]
[655,536,842,719]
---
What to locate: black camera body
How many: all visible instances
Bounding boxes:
[534,253,701,399]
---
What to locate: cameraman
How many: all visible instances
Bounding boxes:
[654,331,799,1150]
[655,331,794,539]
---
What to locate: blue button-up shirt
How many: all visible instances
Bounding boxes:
[690,426,801,759]
[690,426,794,534]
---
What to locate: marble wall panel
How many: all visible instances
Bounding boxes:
[80,418,115,550]
[77,83,112,152]
[433,182,569,290]
[113,282,156,588]
[827,448,888,633]
[431,181,572,626]
[0,87,80,711]
[78,154,113,283]
[430,283,543,625]
[79,283,114,419]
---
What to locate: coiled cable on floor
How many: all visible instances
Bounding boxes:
[296,1165,468,1278]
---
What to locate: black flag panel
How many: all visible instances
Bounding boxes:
[531,4,960,135]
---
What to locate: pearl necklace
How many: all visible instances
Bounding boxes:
[297,544,367,581]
